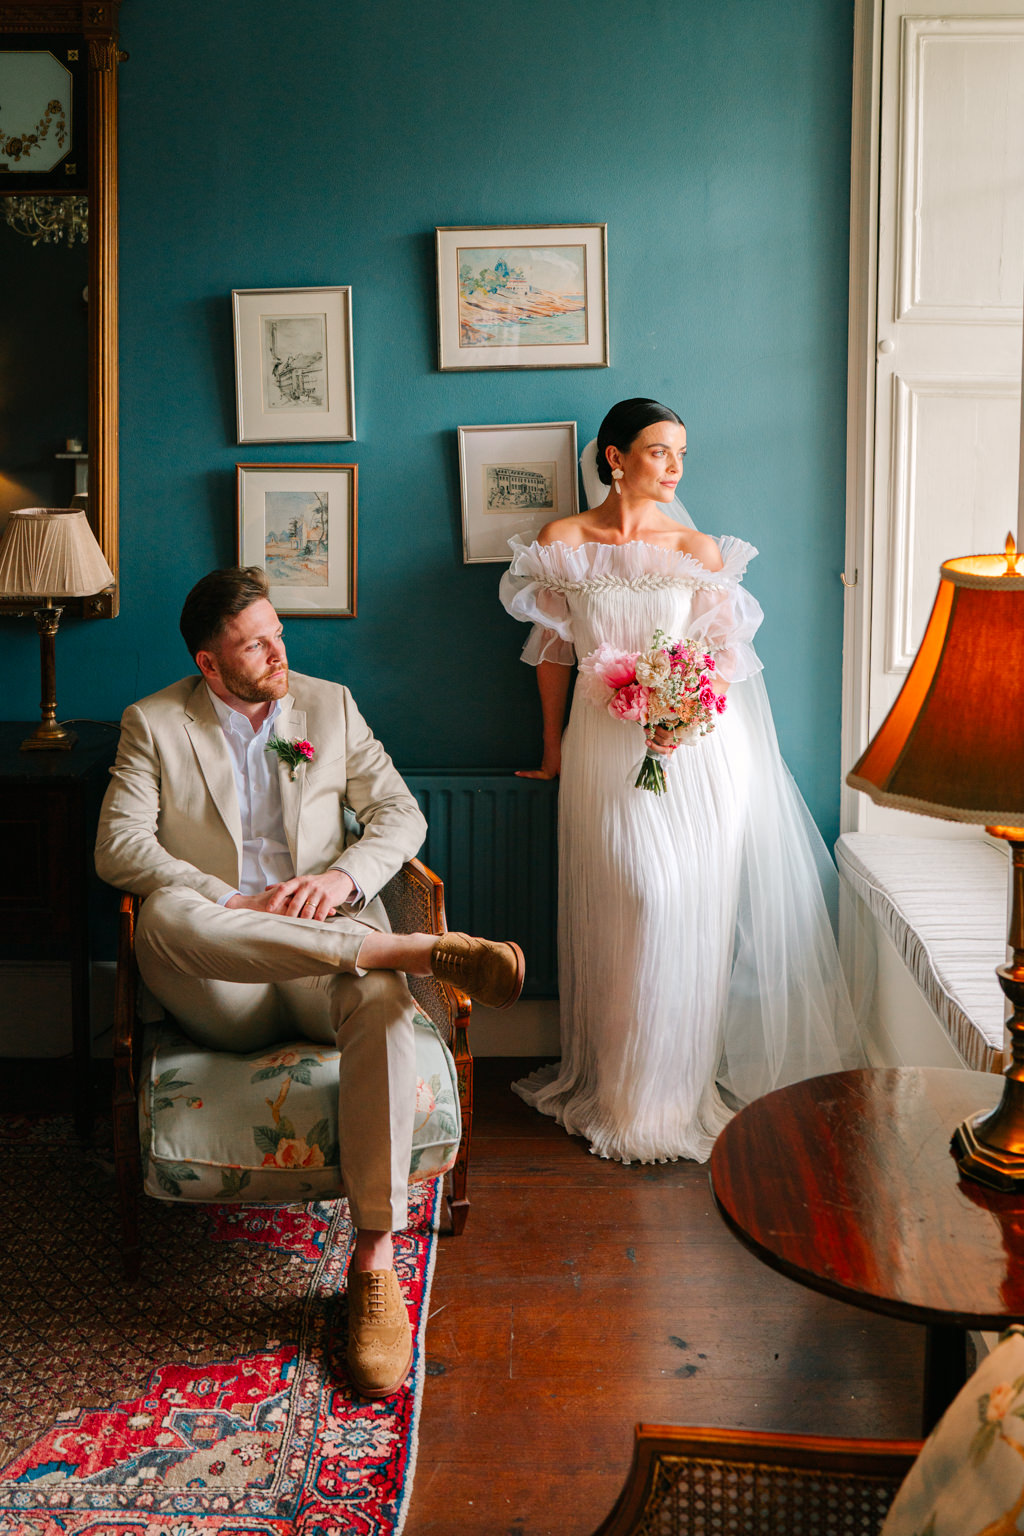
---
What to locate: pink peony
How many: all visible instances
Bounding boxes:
[584,642,639,690]
[608,684,651,722]
[698,684,717,709]
[296,740,314,760]
[715,692,728,713]
[577,644,640,707]
[575,668,616,708]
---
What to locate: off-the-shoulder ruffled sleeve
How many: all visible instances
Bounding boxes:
[498,536,576,667]
[686,537,764,682]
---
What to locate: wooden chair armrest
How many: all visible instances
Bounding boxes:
[112,892,142,1099]
[380,858,471,1045]
[380,856,446,936]
[111,891,145,1277]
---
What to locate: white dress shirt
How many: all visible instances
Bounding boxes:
[208,686,362,911]
[208,689,295,897]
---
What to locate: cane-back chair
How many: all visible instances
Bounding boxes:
[591,1424,922,1536]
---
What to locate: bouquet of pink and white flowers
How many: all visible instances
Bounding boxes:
[578,628,727,793]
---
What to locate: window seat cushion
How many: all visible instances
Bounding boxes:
[836,833,1006,1073]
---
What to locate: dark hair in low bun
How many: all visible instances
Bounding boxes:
[596,398,685,485]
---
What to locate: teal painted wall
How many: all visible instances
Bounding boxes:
[0,0,854,845]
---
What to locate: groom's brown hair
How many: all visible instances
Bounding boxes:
[179,566,270,661]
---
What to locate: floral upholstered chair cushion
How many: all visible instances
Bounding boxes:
[881,1326,1024,1536]
[139,1012,461,1203]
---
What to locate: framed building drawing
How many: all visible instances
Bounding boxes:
[232,286,355,443]
[236,463,357,616]
[436,224,608,371]
[457,421,578,562]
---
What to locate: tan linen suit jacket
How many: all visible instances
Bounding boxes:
[95,671,427,908]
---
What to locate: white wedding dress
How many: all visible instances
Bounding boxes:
[499,534,861,1164]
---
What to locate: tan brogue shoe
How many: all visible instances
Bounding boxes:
[346,1267,413,1399]
[430,932,525,1009]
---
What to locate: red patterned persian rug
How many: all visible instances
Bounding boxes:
[0,1116,440,1536]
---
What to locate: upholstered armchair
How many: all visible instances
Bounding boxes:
[112,858,472,1279]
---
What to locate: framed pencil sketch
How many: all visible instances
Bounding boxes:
[458,421,578,562]
[236,463,358,616]
[436,224,608,371]
[232,286,356,443]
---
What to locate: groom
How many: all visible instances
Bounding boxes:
[95,565,524,1399]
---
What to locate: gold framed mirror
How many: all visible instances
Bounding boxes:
[0,0,122,618]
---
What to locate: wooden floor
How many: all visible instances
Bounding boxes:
[0,1056,926,1534]
[407,1058,925,1536]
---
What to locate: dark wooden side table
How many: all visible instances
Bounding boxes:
[0,720,118,1138]
[709,1066,1024,1435]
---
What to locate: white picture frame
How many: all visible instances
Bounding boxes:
[436,224,608,371]
[457,421,579,563]
[232,286,356,443]
[236,463,357,616]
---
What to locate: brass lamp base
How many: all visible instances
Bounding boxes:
[953,1106,1024,1191]
[21,720,77,751]
[19,603,77,751]
[952,829,1024,1190]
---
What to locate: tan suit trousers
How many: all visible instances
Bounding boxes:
[135,886,417,1232]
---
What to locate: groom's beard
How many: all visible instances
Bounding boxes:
[216,661,289,704]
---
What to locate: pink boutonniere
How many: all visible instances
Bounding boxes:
[266,735,315,780]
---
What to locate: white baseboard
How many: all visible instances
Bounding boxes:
[0,964,72,1056]
[0,961,117,1057]
[469,997,560,1057]
[839,886,970,1071]
[0,960,558,1062]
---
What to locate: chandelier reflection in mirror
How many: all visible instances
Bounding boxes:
[2,194,87,246]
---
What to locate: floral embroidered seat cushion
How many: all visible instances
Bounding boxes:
[140,1014,461,1202]
[881,1326,1024,1536]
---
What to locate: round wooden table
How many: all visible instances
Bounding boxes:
[709,1067,1024,1433]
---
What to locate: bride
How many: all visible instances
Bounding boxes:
[499,397,861,1164]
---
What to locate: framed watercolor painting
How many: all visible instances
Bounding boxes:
[236,463,358,616]
[232,286,356,443]
[457,421,579,562]
[436,224,608,371]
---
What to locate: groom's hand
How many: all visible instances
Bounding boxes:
[226,869,358,922]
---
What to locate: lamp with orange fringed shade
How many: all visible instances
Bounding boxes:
[847,534,1024,1189]
[0,508,114,751]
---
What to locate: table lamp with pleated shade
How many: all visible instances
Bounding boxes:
[0,508,114,750]
[847,535,1024,1188]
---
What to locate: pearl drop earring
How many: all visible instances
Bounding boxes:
[612,468,624,496]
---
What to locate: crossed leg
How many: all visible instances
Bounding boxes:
[135,886,419,1222]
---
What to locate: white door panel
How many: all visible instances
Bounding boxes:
[881,375,1020,674]
[869,0,1024,748]
[899,21,1024,319]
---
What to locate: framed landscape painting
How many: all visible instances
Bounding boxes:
[458,421,579,562]
[232,286,356,443]
[236,463,357,616]
[436,224,608,370]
